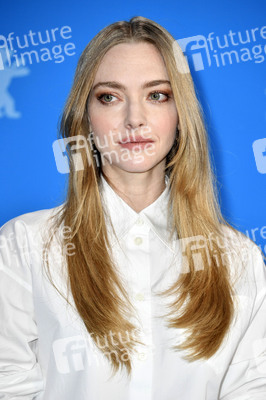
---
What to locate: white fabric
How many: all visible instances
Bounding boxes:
[0,176,266,399]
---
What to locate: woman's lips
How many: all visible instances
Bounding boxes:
[118,141,154,150]
[118,137,154,150]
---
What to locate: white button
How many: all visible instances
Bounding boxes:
[135,293,145,301]
[138,352,147,361]
[134,237,143,246]
[136,218,144,226]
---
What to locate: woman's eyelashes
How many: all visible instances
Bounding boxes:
[149,91,171,102]
[96,90,171,106]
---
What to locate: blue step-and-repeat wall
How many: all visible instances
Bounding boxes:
[1,0,265,254]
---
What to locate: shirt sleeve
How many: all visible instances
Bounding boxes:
[220,243,266,400]
[0,217,44,399]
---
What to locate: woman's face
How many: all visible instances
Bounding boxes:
[87,42,178,177]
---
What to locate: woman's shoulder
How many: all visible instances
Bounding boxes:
[0,203,65,240]
[221,224,263,255]
[219,223,266,287]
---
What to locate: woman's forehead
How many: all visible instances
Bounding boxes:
[94,42,168,81]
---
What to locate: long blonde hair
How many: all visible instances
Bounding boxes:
[44,16,236,378]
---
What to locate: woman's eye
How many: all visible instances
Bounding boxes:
[97,93,117,104]
[97,91,170,105]
[149,92,169,102]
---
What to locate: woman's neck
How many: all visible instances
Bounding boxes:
[101,167,166,213]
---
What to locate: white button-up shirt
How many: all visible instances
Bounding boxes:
[0,176,266,399]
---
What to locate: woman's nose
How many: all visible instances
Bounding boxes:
[124,98,147,130]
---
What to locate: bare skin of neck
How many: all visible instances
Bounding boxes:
[102,161,166,213]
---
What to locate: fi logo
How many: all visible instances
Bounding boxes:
[52,135,92,174]
[179,235,211,273]
[252,138,266,174]
[177,35,211,71]
[53,335,88,374]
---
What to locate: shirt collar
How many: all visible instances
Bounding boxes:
[99,174,176,251]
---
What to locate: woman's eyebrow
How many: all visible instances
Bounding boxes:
[92,79,171,91]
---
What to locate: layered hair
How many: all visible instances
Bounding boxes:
[44,16,237,378]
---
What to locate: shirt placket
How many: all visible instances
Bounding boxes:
[126,218,153,400]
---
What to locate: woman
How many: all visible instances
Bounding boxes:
[0,16,265,400]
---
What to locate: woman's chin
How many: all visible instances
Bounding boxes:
[101,158,162,175]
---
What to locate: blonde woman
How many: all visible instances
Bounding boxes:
[0,16,265,400]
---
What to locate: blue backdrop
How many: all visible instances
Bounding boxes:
[1,0,265,254]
